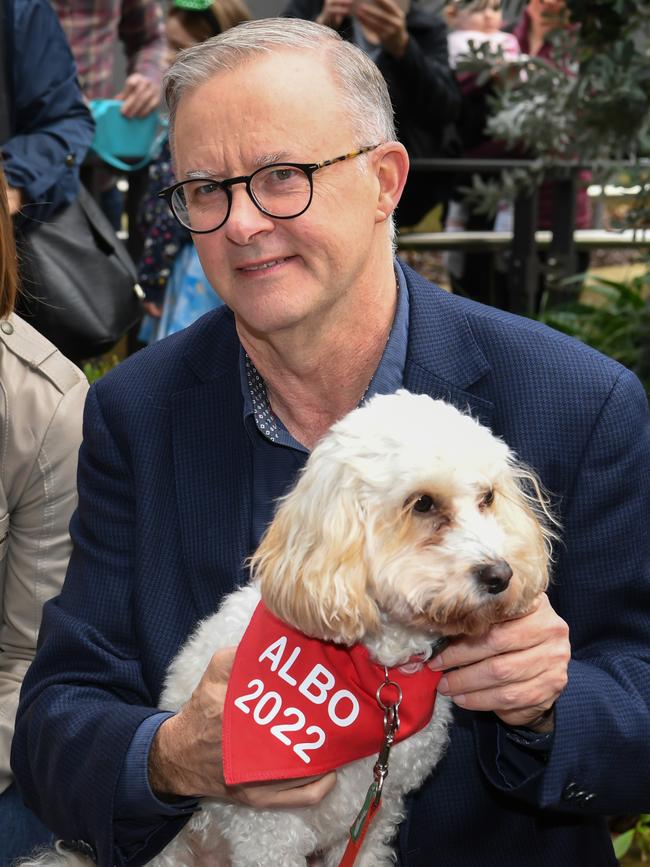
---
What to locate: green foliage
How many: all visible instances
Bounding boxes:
[538,264,650,394]
[82,354,120,384]
[618,165,650,233]
[457,0,650,222]
[612,814,650,860]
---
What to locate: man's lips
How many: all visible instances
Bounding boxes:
[237,256,293,272]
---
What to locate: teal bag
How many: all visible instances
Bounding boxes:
[89,99,168,172]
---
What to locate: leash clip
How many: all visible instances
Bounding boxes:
[372,667,402,806]
[339,667,407,866]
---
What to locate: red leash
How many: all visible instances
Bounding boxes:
[338,674,402,867]
[339,781,383,867]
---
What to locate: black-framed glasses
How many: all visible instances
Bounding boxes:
[158,144,380,234]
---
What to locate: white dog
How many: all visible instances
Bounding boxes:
[22,390,556,867]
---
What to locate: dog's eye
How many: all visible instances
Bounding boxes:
[413,494,435,513]
[480,489,495,509]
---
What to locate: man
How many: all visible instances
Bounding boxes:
[12,18,650,867]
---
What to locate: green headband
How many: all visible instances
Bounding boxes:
[173,0,213,10]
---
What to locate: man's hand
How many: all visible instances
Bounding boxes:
[429,595,570,732]
[116,74,160,118]
[149,646,337,807]
[355,0,409,58]
[316,0,355,29]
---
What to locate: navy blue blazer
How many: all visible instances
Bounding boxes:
[13,265,650,866]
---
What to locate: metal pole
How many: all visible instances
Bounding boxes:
[509,187,539,315]
[545,170,579,307]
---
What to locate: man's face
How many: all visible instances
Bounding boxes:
[172,52,387,341]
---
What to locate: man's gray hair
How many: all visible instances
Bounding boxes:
[163,17,396,150]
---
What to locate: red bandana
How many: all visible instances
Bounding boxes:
[223,602,441,785]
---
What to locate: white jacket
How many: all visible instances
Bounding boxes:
[0,314,88,792]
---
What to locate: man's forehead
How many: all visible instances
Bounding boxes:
[173,53,349,170]
[185,48,339,106]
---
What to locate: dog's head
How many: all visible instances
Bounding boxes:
[252,391,557,645]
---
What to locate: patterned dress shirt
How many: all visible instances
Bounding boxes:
[51,0,165,100]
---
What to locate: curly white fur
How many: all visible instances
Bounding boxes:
[20,391,556,867]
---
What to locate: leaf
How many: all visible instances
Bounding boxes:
[613,828,635,858]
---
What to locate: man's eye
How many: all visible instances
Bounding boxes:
[195,181,220,197]
[269,168,298,183]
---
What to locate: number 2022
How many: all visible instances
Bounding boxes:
[233,678,325,763]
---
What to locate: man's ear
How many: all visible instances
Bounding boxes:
[374,142,410,227]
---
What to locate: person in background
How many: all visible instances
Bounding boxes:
[51,0,165,119]
[517,0,567,56]
[0,164,88,865]
[443,0,520,232]
[449,0,590,309]
[51,0,166,250]
[11,19,649,867]
[0,0,94,224]
[445,0,520,76]
[281,0,460,229]
[137,0,251,342]
[512,0,590,234]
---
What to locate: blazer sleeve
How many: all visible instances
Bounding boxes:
[11,386,190,867]
[2,0,94,223]
[474,367,650,814]
[0,375,87,792]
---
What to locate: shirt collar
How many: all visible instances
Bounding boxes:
[239,259,410,450]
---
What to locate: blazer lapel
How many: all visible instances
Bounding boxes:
[171,312,253,620]
[402,264,495,430]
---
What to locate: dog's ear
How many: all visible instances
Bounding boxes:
[250,442,380,644]
[497,460,560,591]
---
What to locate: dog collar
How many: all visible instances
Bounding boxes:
[223,601,441,785]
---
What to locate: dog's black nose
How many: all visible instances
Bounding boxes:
[475,560,512,595]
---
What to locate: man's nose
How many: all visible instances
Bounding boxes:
[224,185,275,245]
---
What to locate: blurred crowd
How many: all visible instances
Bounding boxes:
[0,1,589,859]
[0,0,636,867]
[2,0,586,361]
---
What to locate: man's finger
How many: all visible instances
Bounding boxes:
[429,632,504,672]
[234,771,337,808]
[208,645,237,680]
[429,596,548,670]
[450,680,555,717]
[437,645,550,697]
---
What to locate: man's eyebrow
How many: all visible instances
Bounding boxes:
[184,168,221,180]
[182,152,297,180]
[253,152,292,167]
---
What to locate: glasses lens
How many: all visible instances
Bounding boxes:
[251,165,311,218]
[172,180,229,231]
